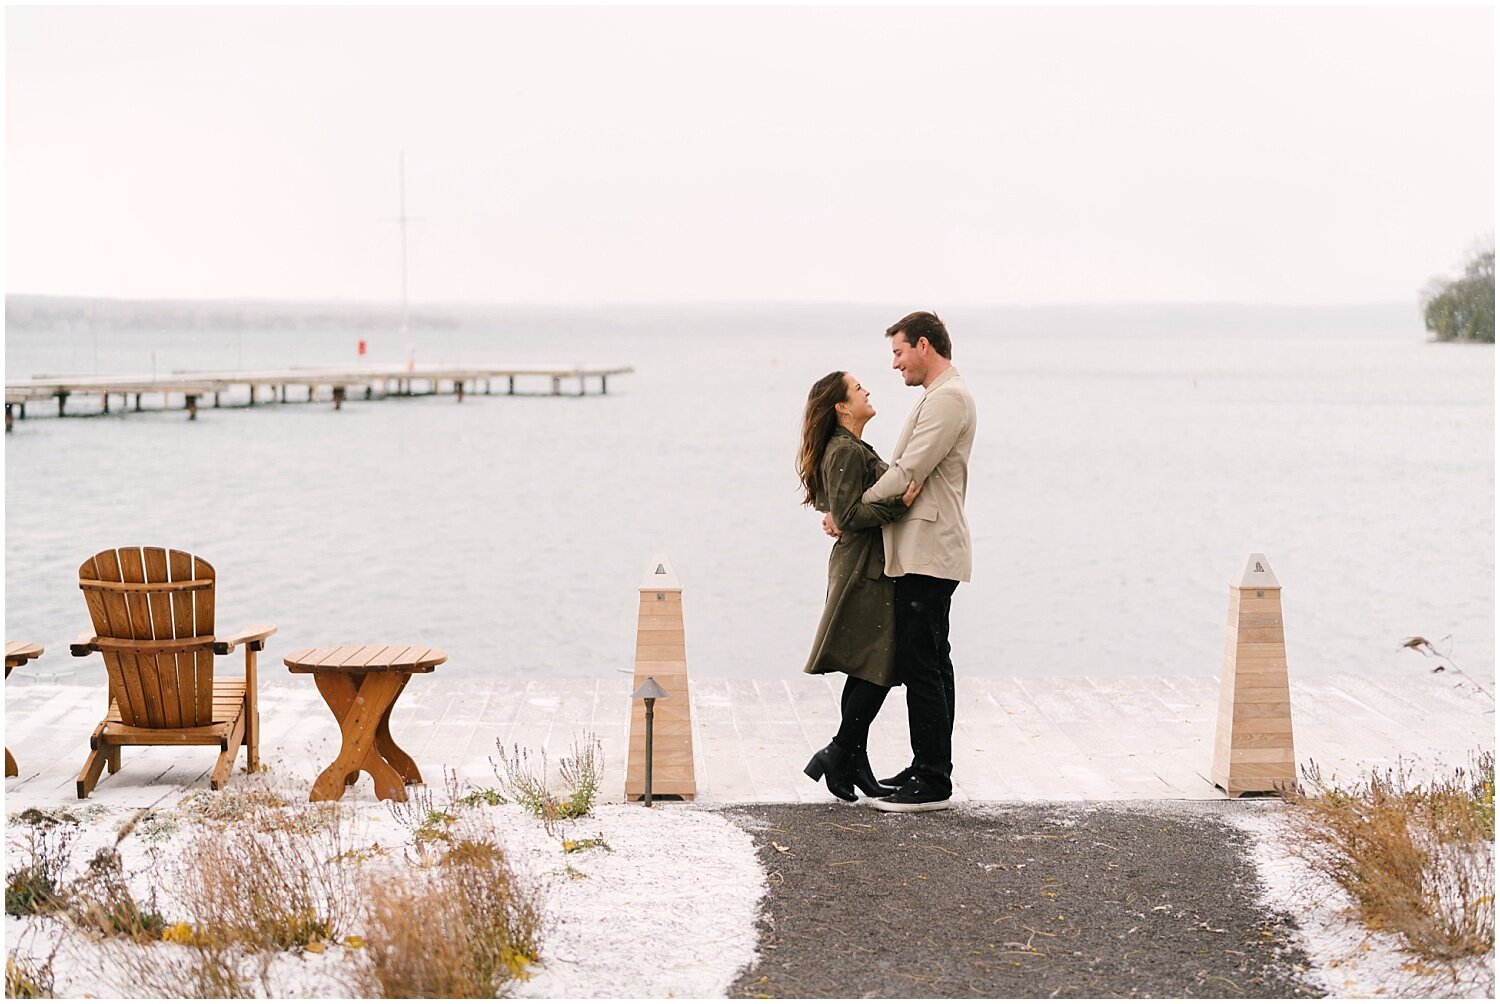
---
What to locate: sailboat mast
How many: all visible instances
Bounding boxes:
[398,151,409,335]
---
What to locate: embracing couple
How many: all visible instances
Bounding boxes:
[797,310,977,813]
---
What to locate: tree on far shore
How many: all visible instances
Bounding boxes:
[1422,242,1494,343]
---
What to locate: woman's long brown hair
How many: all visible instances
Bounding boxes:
[797,371,849,507]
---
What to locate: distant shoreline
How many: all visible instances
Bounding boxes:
[6,294,1421,336]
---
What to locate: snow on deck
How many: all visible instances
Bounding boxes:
[4,670,1490,809]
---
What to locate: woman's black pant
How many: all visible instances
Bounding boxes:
[833,675,889,752]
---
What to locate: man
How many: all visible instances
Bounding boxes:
[825,310,976,812]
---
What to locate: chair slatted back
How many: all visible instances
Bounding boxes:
[79,547,217,728]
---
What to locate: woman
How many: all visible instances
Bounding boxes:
[797,370,920,801]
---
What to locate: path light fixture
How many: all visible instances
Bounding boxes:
[625,554,696,800]
[631,677,669,807]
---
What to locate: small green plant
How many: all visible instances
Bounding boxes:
[388,781,463,847]
[439,763,508,808]
[492,733,604,832]
[457,787,507,808]
[562,835,611,855]
[5,812,77,917]
[559,735,603,818]
[415,810,459,844]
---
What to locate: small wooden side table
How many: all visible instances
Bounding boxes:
[5,641,44,777]
[284,644,446,802]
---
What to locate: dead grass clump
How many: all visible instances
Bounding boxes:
[4,953,56,999]
[1285,751,1494,964]
[178,780,300,830]
[4,921,60,1000]
[492,733,604,833]
[102,937,259,1000]
[4,812,78,917]
[66,847,166,942]
[357,822,544,998]
[101,800,362,999]
[167,800,359,952]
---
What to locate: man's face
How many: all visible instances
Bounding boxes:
[890,331,927,387]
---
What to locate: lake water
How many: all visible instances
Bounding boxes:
[5,303,1494,690]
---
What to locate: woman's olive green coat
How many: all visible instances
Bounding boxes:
[803,426,910,687]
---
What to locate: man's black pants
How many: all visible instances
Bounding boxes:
[895,573,959,797]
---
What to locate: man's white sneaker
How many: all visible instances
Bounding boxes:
[870,783,951,812]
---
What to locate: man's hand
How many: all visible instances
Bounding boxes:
[902,480,923,506]
[821,511,842,540]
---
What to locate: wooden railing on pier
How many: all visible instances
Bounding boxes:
[4,363,633,428]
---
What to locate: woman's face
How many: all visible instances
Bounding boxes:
[840,373,876,424]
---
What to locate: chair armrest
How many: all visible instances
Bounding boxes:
[213,624,278,656]
[71,630,99,657]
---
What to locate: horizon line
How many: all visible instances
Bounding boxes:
[5,292,1420,312]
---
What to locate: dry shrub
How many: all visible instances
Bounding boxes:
[357,820,544,998]
[101,799,362,999]
[1286,751,1494,964]
[4,811,78,918]
[4,923,59,1000]
[102,939,259,1000]
[167,800,359,952]
[4,954,55,999]
[178,783,292,826]
[67,847,165,941]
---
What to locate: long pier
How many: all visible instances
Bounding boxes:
[4,363,633,429]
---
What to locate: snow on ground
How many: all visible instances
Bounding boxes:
[510,803,764,999]
[1231,808,1495,999]
[3,768,764,999]
[6,740,1492,998]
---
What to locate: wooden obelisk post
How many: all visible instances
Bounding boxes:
[625,554,696,801]
[1212,553,1296,797]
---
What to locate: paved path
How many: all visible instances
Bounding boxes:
[3,671,1491,808]
[724,801,1319,999]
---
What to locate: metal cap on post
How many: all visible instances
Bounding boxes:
[631,677,669,701]
[625,554,696,801]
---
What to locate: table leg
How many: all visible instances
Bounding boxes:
[310,672,409,802]
[374,673,422,784]
[312,673,364,788]
[3,665,14,776]
[322,673,421,785]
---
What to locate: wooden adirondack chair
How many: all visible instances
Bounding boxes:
[71,547,276,798]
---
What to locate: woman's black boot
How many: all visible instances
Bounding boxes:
[848,749,897,798]
[803,742,857,802]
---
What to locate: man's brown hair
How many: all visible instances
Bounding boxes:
[886,310,951,359]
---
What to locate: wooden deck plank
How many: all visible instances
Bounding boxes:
[5,675,1492,807]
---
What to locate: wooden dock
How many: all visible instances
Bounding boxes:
[4,363,634,428]
[4,671,1491,807]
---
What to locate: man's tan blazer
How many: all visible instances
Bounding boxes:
[861,367,977,582]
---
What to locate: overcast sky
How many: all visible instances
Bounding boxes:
[5,5,1494,306]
